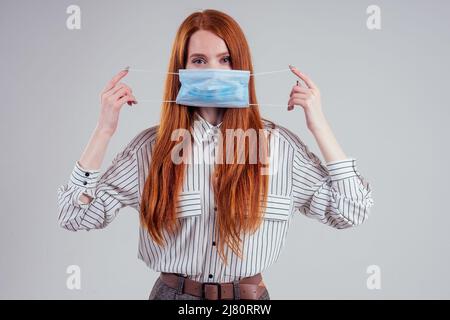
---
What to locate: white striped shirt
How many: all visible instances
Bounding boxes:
[57,111,374,283]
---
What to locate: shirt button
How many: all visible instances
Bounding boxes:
[212,241,216,246]
[83,181,87,186]
[214,206,217,211]
[208,274,213,279]
[85,172,90,177]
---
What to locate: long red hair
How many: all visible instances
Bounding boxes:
[140,9,270,264]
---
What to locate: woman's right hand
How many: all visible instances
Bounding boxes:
[96,68,138,137]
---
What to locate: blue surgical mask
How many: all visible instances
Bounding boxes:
[175,68,250,108]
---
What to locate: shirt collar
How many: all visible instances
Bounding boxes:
[191,111,223,145]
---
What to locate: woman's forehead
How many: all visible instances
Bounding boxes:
[188,30,228,55]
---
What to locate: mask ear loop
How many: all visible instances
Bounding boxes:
[127,67,293,107]
[127,67,291,76]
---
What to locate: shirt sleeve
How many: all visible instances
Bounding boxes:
[56,134,140,231]
[291,136,374,229]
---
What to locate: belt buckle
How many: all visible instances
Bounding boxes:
[202,282,221,300]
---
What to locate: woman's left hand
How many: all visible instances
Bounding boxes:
[287,65,328,133]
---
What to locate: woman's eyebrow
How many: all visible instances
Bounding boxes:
[189,52,230,58]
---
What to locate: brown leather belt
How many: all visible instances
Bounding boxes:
[159,272,266,300]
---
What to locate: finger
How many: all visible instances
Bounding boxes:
[287,97,307,109]
[118,94,137,107]
[287,96,300,110]
[124,93,138,106]
[288,65,318,90]
[290,85,310,97]
[300,73,318,91]
[102,83,132,102]
[287,97,296,109]
[103,83,125,99]
[289,81,303,97]
[102,68,129,93]
[290,93,314,104]
[296,79,306,88]
[111,83,132,96]
[111,87,131,102]
[129,94,138,104]
[290,93,309,100]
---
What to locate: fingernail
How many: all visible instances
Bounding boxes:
[123,66,130,71]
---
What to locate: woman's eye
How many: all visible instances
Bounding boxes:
[192,59,205,64]
[223,56,231,63]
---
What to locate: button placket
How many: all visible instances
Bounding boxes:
[211,128,220,158]
[201,127,220,163]
[205,200,219,282]
[209,203,220,279]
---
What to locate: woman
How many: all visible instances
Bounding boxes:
[57,9,374,300]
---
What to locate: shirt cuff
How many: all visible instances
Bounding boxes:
[69,161,101,189]
[325,157,358,181]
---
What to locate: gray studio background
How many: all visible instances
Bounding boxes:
[1,0,449,299]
